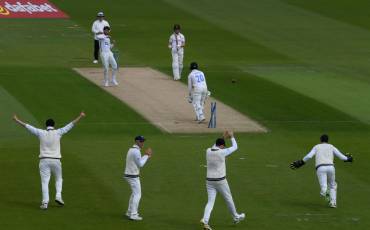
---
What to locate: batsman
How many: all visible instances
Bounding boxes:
[187,62,209,123]
[290,134,353,208]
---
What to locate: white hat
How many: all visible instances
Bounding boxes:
[97,12,104,17]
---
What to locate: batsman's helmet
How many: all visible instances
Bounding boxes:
[173,24,181,30]
[190,62,198,70]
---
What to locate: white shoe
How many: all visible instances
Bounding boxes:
[200,219,212,230]
[112,79,119,86]
[93,60,98,64]
[234,213,246,224]
[198,118,206,124]
[40,203,48,210]
[103,81,109,87]
[129,214,143,221]
[329,202,337,208]
[55,198,64,206]
[125,212,131,218]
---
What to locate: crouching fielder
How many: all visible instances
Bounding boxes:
[97,26,118,87]
[13,112,85,210]
[201,131,245,230]
[188,62,208,123]
[290,134,353,208]
[124,135,153,221]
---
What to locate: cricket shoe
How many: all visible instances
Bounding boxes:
[103,81,109,87]
[198,118,206,124]
[93,60,98,64]
[40,203,48,210]
[125,212,131,218]
[233,213,246,224]
[200,219,212,230]
[55,198,64,206]
[112,79,119,86]
[129,214,143,221]
[329,202,337,208]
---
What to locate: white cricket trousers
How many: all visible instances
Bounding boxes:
[316,165,337,204]
[203,179,238,224]
[125,177,141,216]
[192,88,208,120]
[39,159,62,204]
[171,48,184,80]
[101,51,118,83]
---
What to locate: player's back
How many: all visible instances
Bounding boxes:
[315,143,335,166]
[206,147,226,179]
[38,129,62,158]
[189,70,207,90]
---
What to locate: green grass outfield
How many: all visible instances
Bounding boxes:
[1,0,370,229]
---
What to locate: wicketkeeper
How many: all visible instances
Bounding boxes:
[290,134,353,208]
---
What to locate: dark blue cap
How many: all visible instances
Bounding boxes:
[135,135,146,142]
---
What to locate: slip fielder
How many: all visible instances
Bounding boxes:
[188,62,208,123]
[168,24,185,80]
[124,135,153,221]
[201,131,245,230]
[96,26,118,87]
[13,112,85,210]
[290,134,353,208]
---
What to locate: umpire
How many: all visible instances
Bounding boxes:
[91,12,110,64]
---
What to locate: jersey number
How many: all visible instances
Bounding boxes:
[196,74,205,83]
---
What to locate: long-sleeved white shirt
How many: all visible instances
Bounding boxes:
[124,145,149,176]
[169,32,185,52]
[91,19,110,40]
[188,69,208,94]
[303,143,348,167]
[25,123,74,159]
[96,34,113,53]
[206,138,238,179]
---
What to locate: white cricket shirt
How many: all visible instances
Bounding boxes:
[91,19,110,40]
[124,145,149,176]
[96,34,113,53]
[206,138,238,179]
[303,143,348,167]
[25,123,74,159]
[188,69,208,93]
[169,32,185,51]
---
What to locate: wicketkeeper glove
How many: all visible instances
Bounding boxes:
[344,153,353,162]
[290,159,305,170]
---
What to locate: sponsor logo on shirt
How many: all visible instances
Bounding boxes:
[0,0,68,18]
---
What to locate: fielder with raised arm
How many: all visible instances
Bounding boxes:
[290,134,353,208]
[13,112,86,210]
[124,135,153,221]
[97,26,118,87]
[91,12,110,64]
[201,131,245,230]
[168,24,185,80]
[188,62,208,123]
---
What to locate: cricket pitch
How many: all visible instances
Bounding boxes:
[74,67,267,133]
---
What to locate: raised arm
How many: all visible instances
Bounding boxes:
[291,146,316,170]
[58,112,86,136]
[13,114,26,127]
[13,114,40,136]
[223,131,238,157]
